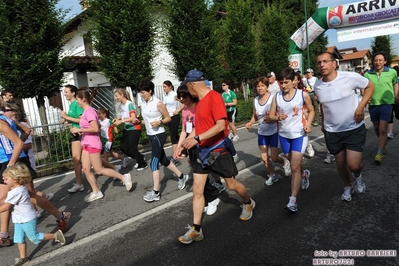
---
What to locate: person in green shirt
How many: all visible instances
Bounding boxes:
[60,84,84,192]
[221,80,239,141]
[364,52,398,165]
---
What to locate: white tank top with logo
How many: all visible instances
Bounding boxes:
[255,94,278,136]
[275,89,305,139]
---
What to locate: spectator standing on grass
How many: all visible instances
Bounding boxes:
[70,89,132,203]
[0,163,66,266]
[314,52,374,202]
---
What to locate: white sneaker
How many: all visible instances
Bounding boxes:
[353,174,366,194]
[84,191,104,202]
[134,163,139,169]
[206,198,220,216]
[68,183,84,193]
[45,193,54,201]
[122,157,129,168]
[115,165,122,173]
[301,169,310,190]
[283,158,291,176]
[178,174,189,190]
[341,186,353,201]
[228,132,234,139]
[123,173,132,191]
[324,152,335,164]
[265,174,279,186]
[306,144,315,157]
[387,132,394,139]
[232,135,240,142]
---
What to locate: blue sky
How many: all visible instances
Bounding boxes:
[56,0,399,54]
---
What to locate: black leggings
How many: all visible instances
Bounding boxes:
[120,130,146,166]
[149,132,170,171]
[167,115,180,145]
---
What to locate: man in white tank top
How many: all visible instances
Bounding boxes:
[314,52,374,202]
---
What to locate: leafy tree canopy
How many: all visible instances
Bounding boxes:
[0,0,66,99]
[89,0,156,88]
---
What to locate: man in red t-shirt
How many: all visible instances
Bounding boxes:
[177,69,255,245]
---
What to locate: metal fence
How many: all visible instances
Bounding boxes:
[26,83,180,169]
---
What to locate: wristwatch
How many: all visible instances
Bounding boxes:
[194,135,200,143]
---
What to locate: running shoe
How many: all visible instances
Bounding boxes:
[301,169,310,190]
[387,132,394,139]
[285,197,298,213]
[54,230,66,245]
[178,225,203,244]
[136,164,148,172]
[353,175,366,194]
[123,173,132,191]
[232,135,240,142]
[11,257,29,266]
[67,183,84,193]
[265,174,279,186]
[143,190,160,202]
[239,198,255,220]
[283,158,291,176]
[306,144,315,157]
[206,198,220,216]
[57,212,71,233]
[84,191,104,202]
[324,153,335,164]
[374,154,384,165]
[341,186,353,202]
[178,174,189,190]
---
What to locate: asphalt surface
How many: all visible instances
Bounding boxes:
[1,114,398,266]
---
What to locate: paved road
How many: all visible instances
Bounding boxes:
[1,115,398,266]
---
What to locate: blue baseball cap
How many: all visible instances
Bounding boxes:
[181,69,205,85]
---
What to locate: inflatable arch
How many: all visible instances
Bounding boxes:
[289,0,399,71]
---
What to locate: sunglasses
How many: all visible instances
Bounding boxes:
[222,84,227,86]
[178,94,188,99]
[4,109,13,112]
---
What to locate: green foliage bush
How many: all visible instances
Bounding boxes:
[236,98,253,123]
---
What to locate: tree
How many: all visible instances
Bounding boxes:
[89,0,156,88]
[218,0,257,88]
[255,3,290,76]
[371,35,395,65]
[0,0,66,129]
[163,0,221,80]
